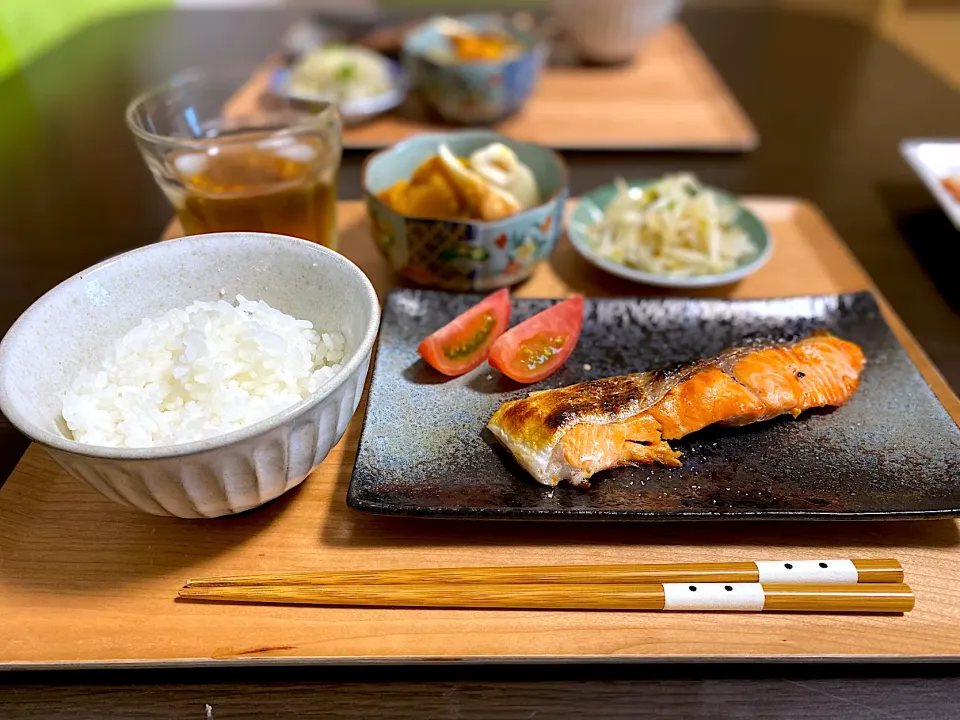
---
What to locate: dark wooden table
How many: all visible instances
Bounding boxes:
[2,4,960,717]
[3,664,960,719]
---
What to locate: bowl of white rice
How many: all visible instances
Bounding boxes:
[0,232,380,518]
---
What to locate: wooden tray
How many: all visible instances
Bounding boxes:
[259,23,757,151]
[2,199,959,669]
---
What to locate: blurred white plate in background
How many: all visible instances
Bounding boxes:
[900,139,960,230]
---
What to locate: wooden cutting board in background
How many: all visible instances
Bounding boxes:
[244,24,758,151]
[1,198,959,668]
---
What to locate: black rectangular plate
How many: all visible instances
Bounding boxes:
[347,290,960,520]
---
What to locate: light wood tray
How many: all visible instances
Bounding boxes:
[261,24,757,151]
[2,199,959,669]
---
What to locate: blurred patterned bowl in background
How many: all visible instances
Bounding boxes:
[402,15,545,125]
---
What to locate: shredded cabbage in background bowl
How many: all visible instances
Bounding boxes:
[585,174,754,278]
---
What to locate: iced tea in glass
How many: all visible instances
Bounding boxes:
[126,70,342,248]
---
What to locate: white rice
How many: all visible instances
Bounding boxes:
[61,296,345,448]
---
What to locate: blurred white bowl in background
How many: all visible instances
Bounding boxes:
[553,0,681,65]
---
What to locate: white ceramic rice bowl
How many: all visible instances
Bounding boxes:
[0,232,380,518]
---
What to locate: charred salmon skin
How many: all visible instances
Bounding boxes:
[487,332,865,487]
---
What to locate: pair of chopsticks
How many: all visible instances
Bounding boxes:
[179,558,914,614]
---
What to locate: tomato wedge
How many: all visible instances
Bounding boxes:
[417,288,511,376]
[488,296,584,384]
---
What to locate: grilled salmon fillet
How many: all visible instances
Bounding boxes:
[487,332,865,487]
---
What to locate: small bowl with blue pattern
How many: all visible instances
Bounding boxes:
[402,15,545,125]
[363,130,568,292]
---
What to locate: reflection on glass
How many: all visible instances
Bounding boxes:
[126,70,342,248]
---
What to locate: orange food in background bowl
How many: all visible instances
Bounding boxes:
[449,31,521,62]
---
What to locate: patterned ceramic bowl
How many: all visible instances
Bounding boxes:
[403,15,545,124]
[363,131,568,291]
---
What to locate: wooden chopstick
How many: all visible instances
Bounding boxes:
[177,582,915,614]
[184,558,903,588]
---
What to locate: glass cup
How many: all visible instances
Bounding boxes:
[126,69,342,248]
